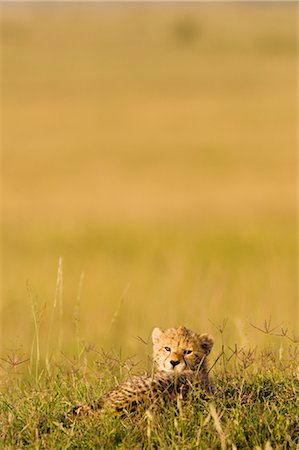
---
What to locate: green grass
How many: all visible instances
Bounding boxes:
[0,329,298,449]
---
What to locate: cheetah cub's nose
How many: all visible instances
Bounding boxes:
[170,360,180,368]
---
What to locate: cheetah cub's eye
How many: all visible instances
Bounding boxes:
[184,349,192,355]
[164,346,171,352]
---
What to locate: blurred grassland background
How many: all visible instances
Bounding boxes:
[1,3,297,362]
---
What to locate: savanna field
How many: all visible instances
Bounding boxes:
[1,3,298,448]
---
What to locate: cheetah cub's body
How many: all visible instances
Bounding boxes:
[68,326,214,419]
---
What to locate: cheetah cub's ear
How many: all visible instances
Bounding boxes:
[152,327,163,344]
[199,333,214,355]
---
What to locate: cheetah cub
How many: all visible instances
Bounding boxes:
[68,326,214,418]
[104,326,215,413]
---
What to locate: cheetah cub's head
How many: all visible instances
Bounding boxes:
[152,326,214,374]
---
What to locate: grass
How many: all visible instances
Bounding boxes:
[0,326,298,449]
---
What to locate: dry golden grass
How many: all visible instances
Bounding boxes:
[1,3,297,358]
